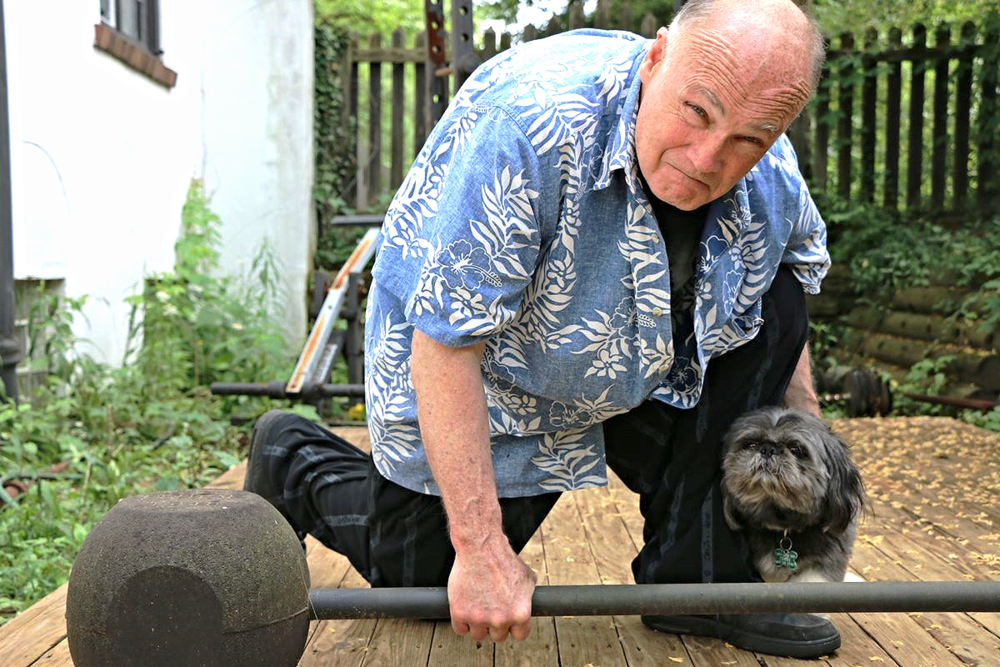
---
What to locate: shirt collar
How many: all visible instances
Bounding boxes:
[593,45,647,192]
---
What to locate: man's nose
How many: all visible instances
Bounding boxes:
[688,134,725,175]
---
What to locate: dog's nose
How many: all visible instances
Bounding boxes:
[759,444,777,459]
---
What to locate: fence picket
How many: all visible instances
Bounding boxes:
[907,24,927,209]
[367,33,383,204]
[931,23,951,210]
[569,1,584,29]
[390,30,406,192]
[595,0,610,30]
[814,70,830,192]
[884,27,902,210]
[861,28,878,203]
[640,13,657,37]
[953,22,975,207]
[837,32,855,199]
[414,32,427,155]
[977,24,997,208]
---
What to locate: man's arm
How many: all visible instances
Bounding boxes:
[410,330,535,643]
[783,345,821,417]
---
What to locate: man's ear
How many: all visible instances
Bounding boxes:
[640,26,670,84]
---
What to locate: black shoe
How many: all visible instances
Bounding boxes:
[642,613,840,659]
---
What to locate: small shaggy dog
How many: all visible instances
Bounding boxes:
[721,407,867,584]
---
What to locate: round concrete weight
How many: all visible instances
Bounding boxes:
[66,489,310,667]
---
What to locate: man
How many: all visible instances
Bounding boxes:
[246,0,836,659]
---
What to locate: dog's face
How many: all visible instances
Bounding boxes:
[721,407,866,534]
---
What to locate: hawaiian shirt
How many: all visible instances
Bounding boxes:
[364,29,830,498]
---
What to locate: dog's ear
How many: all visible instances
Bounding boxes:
[821,427,868,533]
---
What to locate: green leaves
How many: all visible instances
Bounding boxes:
[0,181,306,624]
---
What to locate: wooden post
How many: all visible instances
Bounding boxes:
[500,32,511,52]
[884,27,903,210]
[953,22,975,208]
[414,32,427,155]
[391,29,406,192]
[368,33,383,205]
[907,24,927,210]
[860,28,878,203]
[836,31,855,200]
[523,24,537,42]
[931,23,951,210]
[451,0,476,91]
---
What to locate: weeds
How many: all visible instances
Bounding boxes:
[0,180,320,622]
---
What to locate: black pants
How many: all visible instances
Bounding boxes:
[257,266,808,588]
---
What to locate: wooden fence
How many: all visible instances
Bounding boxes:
[338,13,999,220]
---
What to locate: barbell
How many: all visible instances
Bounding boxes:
[65,490,1000,667]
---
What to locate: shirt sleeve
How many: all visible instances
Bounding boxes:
[783,185,831,295]
[764,135,831,295]
[371,104,546,347]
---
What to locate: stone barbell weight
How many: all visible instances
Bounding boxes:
[67,490,1000,666]
[66,489,311,667]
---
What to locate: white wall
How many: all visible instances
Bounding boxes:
[6,0,314,365]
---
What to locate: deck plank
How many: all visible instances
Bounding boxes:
[575,487,695,666]
[494,528,561,667]
[0,584,68,667]
[543,494,629,667]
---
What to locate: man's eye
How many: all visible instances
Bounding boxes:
[686,103,707,118]
[742,136,765,147]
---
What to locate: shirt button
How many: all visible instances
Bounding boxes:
[652,307,663,317]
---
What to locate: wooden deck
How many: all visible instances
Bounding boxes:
[2,416,999,666]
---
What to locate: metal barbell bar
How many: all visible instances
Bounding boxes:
[308,581,1000,619]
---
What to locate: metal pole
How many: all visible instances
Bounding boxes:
[309,581,1000,620]
[0,0,21,403]
[210,381,365,399]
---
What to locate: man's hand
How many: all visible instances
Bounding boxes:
[448,538,535,642]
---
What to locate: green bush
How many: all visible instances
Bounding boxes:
[0,181,318,623]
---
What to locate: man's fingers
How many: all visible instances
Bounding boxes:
[451,619,470,636]
[509,617,532,642]
[488,624,510,643]
[468,623,489,642]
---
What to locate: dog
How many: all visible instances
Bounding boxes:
[721,406,867,584]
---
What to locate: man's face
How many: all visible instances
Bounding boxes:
[635,25,813,210]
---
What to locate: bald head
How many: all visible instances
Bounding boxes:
[669,0,825,97]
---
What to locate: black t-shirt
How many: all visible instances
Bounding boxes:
[640,179,708,343]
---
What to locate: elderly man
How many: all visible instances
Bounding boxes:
[246,0,838,659]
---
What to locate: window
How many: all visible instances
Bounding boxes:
[95,0,175,88]
[100,0,161,55]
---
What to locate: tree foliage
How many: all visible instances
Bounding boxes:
[315,0,425,35]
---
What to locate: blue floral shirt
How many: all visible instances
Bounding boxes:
[364,29,830,497]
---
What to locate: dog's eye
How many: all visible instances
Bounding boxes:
[788,444,809,459]
[744,441,759,451]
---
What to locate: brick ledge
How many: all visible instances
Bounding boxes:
[93,23,177,89]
